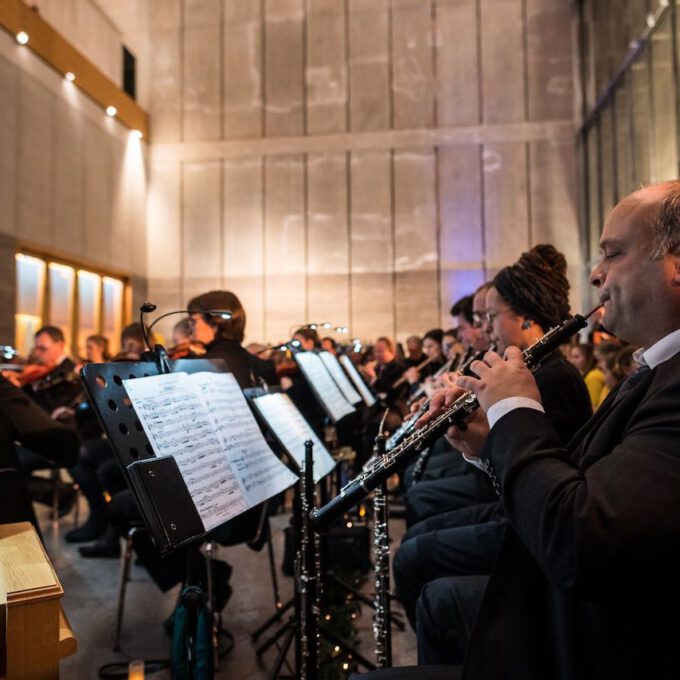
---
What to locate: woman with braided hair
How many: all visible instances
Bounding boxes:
[393,244,592,656]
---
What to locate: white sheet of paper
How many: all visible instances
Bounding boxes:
[319,351,363,405]
[123,372,296,532]
[253,392,336,482]
[339,354,377,407]
[295,352,356,422]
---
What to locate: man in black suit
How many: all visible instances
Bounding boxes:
[360,182,680,679]
[0,376,79,528]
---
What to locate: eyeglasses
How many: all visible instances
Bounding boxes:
[33,344,54,352]
[472,311,487,327]
[481,308,514,325]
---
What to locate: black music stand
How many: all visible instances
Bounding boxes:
[81,355,257,678]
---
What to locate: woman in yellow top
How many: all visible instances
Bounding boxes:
[569,343,607,411]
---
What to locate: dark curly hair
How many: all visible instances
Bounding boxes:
[493,244,571,331]
[187,290,246,344]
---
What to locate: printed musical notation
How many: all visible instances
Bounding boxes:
[123,372,297,532]
[295,352,356,423]
[339,354,377,407]
[319,351,363,406]
[253,392,336,482]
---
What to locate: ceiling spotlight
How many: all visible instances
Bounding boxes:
[106,105,117,117]
[16,32,29,45]
[131,129,143,140]
[65,72,76,82]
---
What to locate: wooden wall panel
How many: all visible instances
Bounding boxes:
[18,78,54,247]
[223,157,265,344]
[480,0,526,124]
[264,155,306,342]
[52,100,84,257]
[391,0,435,130]
[483,142,530,272]
[394,150,439,340]
[306,153,350,329]
[0,56,18,238]
[223,0,263,139]
[349,150,394,341]
[348,0,390,132]
[436,0,480,127]
[438,145,486,327]
[182,161,223,297]
[526,0,573,121]
[306,0,347,135]
[183,22,222,142]
[264,0,304,137]
[83,124,113,264]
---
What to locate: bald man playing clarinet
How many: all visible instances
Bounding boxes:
[353,182,680,680]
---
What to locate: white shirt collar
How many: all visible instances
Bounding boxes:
[633,328,680,369]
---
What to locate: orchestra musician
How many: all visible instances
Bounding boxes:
[359,181,680,680]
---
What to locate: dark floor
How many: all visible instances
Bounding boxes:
[39,498,416,679]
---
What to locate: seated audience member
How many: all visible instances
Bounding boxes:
[592,339,623,408]
[568,342,606,410]
[359,181,680,680]
[394,245,591,630]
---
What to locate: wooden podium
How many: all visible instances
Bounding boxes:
[0,523,76,679]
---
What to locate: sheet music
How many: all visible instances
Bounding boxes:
[339,354,377,407]
[123,372,296,532]
[253,392,336,482]
[189,372,297,506]
[294,351,356,422]
[319,351,363,405]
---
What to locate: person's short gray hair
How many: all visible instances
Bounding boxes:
[648,180,680,259]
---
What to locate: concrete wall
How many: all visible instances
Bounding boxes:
[146,0,581,346]
[0,26,148,329]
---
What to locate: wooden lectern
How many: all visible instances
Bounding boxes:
[0,522,76,679]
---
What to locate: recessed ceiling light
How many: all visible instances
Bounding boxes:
[106,105,117,117]
[65,72,76,82]
[16,32,29,45]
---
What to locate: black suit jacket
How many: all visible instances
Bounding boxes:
[202,337,277,389]
[0,376,80,523]
[464,351,680,680]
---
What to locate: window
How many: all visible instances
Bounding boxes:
[14,252,128,358]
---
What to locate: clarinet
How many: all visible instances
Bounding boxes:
[298,441,319,679]
[371,423,392,667]
[408,344,497,484]
[311,312,594,532]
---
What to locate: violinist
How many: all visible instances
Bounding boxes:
[167,318,206,359]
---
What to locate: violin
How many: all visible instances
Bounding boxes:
[2,362,56,388]
[167,340,207,359]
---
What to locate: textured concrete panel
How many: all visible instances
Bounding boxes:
[183,25,222,142]
[526,0,573,121]
[147,163,182,281]
[307,153,350,327]
[184,0,221,27]
[0,56,18,237]
[264,0,304,137]
[83,122,113,265]
[150,28,182,143]
[436,0,480,126]
[529,139,581,307]
[480,0,526,124]
[224,1,263,139]
[438,144,486,327]
[264,155,305,340]
[350,150,394,341]
[348,0,390,132]
[483,142,530,269]
[19,77,54,247]
[307,2,348,134]
[53,101,85,258]
[183,162,223,279]
[394,150,439,338]
[151,0,182,30]
[391,1,435,129]
[223,157,265,342]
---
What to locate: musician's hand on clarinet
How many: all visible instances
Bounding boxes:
[415,382,466,427]
[457,346,541,413]
[445,409,490,459]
